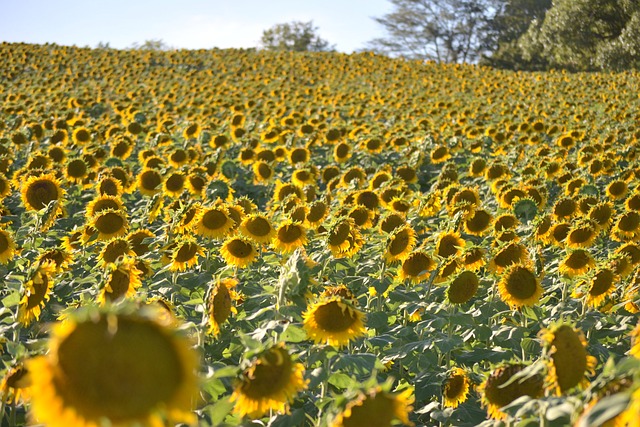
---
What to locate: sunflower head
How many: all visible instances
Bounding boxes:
[21,173,64,212]
[497,264,543,308]
[479,363,543,420]
[443,367,470,408]
[331,386,414,427]
[28,306,200,427]
[207,278,241,335]
[399,251,436,283]
[384,225,416,263]
[90,208,129,241]
[273,220,307,254]
[539,322,596,395]
[220,236,258,268]
[231,344,307,418]
[99,257,143,304]
[303,296,366,348]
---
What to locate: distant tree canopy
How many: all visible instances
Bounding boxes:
[129,39,172,51]
[369,0,640,71]
[260,21,334,52]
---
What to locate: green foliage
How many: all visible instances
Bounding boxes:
[367,0,500,63]
[260,21,334,52]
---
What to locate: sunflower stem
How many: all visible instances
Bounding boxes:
[377,260,386,312]
[9,399,15,427]
[0,390,8,424]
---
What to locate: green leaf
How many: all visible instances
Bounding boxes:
[2,292,21,308]
[206,397,235,425]
[328,372,356,389]
[280,325,307,343]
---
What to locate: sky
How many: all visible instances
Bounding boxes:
[0,0,393,53]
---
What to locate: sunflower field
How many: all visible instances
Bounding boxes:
[1,41,640,426]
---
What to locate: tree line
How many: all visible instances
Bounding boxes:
[260,0,640,71]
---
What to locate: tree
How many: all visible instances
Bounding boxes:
[365,0,500,63]
[518,0,640,70]
[481,0,552,70]
[129,39,172,51]
[260,21,334,52]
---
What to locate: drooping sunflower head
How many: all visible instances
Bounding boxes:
[585,267,616,308]
[126,229,155,256]
[303,296,366,348]
[479,363,543,420]
[497,264,543,308]
[231,344,307,419]
[207,278,240,335]
[539,322,596,395]
[0,363,31,404]
[220,236,258,268]
[330,386,414,427]
[28,307,200,427]
[447,270,480,305]
[18,260,56,326]
[327,217,363,259]
[443,367,470,408]
[21,173,64,212]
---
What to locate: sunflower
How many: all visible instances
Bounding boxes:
[85,194,125,220]
[585,268,616,307]
[137,168,163,196]
[552,197,577,221]
[539,323,597,395]
[606,180,628,201]
[21,172,64,212]
[169,238,204,272]
[163,171,185,198]
[303,296,366,347]
[36,248,73,273]
[616,242,640,266]
[18,261,56,325]
[461,246,486,271]
[330,387,414,427]
[430,145,450,164]
[273,221,307,254]
[239,214,275,244]
[384,225,416,263]
[207,278,241,335]
[253,161,274,184]
[348,205,373,229]
[98,257,143,304]
[90,208,129,241]
[463,208,493,235]
[588,202,615,230]
[399,251,436,283]
[27,309,199,427]
[379,213,406,234]
[96,176,124,197]
[174,203,201,234]
[447,270,480,304]
[195,204,235,239]
[220,237,258,268]
[64,158,88,184]
[497,264,542,308]
[231,345,307,418]
[327,218,363,259]
[479,363,543,420]
[436,231,465,259]
[559,249,595,277]
[612,211,640,241]
[566,219,598,248]
[443,367,470,408]
[0,363,31,405]
[489,242,529,273]
[127,229,155,256]
[306,200,329,228]
[0,228,17,264]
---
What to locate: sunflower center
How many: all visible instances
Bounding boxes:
[448,271,479,304]
[90,199,121,217]
[25,275,50,310]
[106,269,132,302]
[202,210,229,230]
[312,300,358,332]
[140,170,162,190]
[619,212,640,232]
[437,235,462,258]
[466,210,491,232]
[99,179,119,196]
[402,253,433,277]
[329,222,350,246]
[26,179,60,210]
[227,239,253,258]
[278,225,302,244]
[568,227,594,244]
[380,215,404,233]
[240,348,293,398]
[95,212,125,235]
[54,317,184,421]
[565,250,590,269]
[0,233,8,252]
[67,159,87,178]
[165,174,184,193]
[590,269,614,297]
[444,374,465,399]
[504,267,538,299]
[307,202,327,223]
[493,243,525,269]
[246,217,271,237]
[175,243,198,262]
[102,240,130,264]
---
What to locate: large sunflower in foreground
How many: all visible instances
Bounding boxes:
[303,296,366,347]
[21,172,65,212]
[231,344,307,418]
[539,322,596,395]
[330,386,414,427]
[28,308,200,427]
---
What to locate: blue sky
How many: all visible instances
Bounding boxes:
[0,0,393,53]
